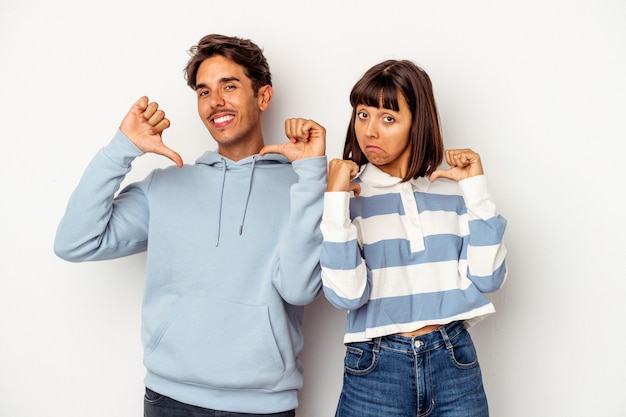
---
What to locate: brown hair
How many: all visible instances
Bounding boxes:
[184,34,272,95]
[343,59,444,182]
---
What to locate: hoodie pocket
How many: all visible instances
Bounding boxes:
[144,296,286,390]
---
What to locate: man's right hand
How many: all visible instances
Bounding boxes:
[119,96,183,167]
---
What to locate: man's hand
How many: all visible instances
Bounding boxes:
[259,118,326,161]
[327,158,361,196]
[429,148,484,182]
[119,96,183,167]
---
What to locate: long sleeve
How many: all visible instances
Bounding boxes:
[319,191,371,310]
[54,130,150,262]
[273,156,328,306]
[458,175,508,293]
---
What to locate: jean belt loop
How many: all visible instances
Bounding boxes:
[373,336,382,353]
[439,322,454,350]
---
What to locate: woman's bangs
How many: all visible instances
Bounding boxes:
[351,75,399,111]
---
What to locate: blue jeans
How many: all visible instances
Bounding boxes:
[143,388,296,417]
[335,321,489,417]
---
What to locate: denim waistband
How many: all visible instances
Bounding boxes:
[372,320,466,354]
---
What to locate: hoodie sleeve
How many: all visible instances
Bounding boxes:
[53,130,151,262]
[273,156,327,306]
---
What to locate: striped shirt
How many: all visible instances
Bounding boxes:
[320,163,508,343]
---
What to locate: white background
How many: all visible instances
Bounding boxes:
[1,1,625,416]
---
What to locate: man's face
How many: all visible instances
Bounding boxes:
[195,55,270,156]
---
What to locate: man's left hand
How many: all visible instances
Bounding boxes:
[260,118,326,161]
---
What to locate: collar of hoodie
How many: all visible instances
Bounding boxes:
[195,151,290,247]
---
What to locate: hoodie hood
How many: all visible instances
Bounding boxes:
[196,149,290,167]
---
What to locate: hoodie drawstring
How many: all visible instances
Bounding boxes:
[214,156,257,246]
[239,156,256,235]
[215,159,227,247]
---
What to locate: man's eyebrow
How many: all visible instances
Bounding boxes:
[196,76,242,90]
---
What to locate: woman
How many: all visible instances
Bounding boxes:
[320,59,508,417]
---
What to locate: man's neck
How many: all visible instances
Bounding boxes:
[218,141,264,162]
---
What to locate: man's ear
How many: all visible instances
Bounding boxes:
[258,85,273,111]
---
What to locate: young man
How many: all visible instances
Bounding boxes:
[54,34,327,417]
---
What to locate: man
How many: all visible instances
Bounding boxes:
[54,34,327,417]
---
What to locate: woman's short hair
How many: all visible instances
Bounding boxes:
[344,59,444,181]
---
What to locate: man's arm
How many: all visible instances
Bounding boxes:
[54,97,179,261]
[53,130,151,261]
[262,119,328,305]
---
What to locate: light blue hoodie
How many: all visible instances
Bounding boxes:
[54,130,327,413]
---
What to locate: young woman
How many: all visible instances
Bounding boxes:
[321,59,508,417]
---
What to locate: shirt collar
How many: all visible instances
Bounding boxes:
[358,163,431,192]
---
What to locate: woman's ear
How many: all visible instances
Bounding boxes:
[258,85,273,111]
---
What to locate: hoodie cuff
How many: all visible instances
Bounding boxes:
[292,156,328,184]
[101,129,145,168]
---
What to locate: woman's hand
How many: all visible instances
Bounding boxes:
[430,148,484,182]
[327,158,361,196]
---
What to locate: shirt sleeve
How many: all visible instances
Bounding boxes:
[459,175,508,292]
[320,191,371,310]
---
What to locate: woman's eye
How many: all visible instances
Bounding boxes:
[383,116,395,123]
[357,111,367,119]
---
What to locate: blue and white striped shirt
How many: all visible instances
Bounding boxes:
[320,163,507,343]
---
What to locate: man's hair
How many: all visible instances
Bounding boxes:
[184,34,272,95]
[343,59,444,182]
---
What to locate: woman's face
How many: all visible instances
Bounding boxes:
[354,91,413,178]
